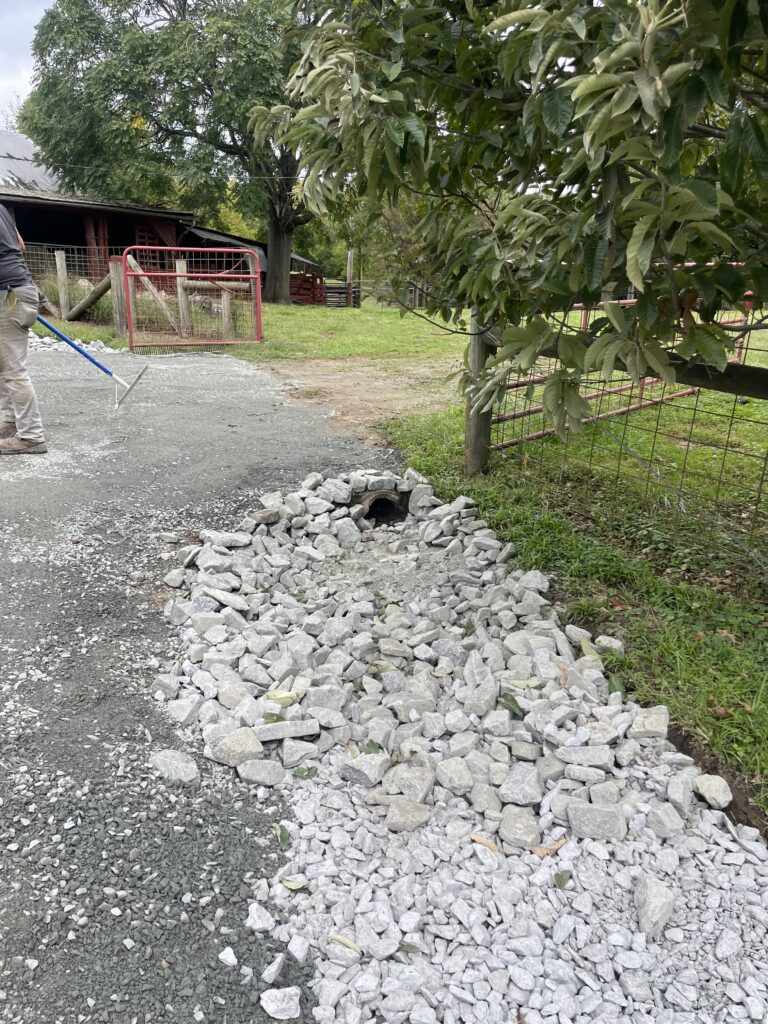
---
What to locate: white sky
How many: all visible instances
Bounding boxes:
[0,2,55,124]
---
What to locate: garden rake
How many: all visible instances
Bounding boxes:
[36,316,149,408]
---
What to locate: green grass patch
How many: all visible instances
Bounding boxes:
[34,318,126,349]
[386,406,768,813]
[232,304,466,363]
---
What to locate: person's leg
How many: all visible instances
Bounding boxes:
[0,373,16,436]
[0,285,46,453]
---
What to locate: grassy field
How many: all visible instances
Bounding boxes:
[37,303,466,363]
[387,407,768,816]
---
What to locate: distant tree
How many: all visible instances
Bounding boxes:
[22,0,311,302]
[256,0,768,428]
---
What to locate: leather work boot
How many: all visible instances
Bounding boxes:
[0,436,48,455]
[0,422,16,439]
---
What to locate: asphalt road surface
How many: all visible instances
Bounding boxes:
[0,347,394,1023]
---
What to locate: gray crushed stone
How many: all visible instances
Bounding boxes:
[153,467,768,1024]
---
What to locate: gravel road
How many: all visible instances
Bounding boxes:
[0,346,394,1023]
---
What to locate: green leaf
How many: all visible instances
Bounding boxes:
[542,92,574,136]
[554,870,572,891]
[294,766,318,780]
[399,112,426,148]
[281,877,307,891]
[498,692,524,717]
[626,214,657,292]
[264,712,285,724]
[486,9,542,32]
[272,823,290,850]
[362,740,382,754]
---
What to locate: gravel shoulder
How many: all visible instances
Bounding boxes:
[0,347,393,1023]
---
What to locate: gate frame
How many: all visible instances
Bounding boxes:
[122,245,263,351]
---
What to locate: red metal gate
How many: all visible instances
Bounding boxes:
[123,246,263,351]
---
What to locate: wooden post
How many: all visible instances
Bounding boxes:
[64,272,112,321]
[464,311,494,476]
[175,259,191,336]
[221,288,234,337]
[346,248,354,308]
[55,251,70,319]
[109,257,127,338]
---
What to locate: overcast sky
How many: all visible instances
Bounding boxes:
[0,3,54,125]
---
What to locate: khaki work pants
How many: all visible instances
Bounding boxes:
[0,284,44,443]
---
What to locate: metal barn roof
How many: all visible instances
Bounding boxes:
[0,130,60,192]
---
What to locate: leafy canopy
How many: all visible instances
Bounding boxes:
[256,0,768,430]
[23,0,304,229]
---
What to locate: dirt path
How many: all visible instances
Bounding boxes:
[0,347,395,1023]
[265,355,463,442]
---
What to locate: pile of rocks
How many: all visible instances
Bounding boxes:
[152,469,768,1024]
[29,327,110,354]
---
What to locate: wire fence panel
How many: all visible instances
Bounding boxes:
[26,244,125,324]
[489,302,767,567]
[123,246,263,351]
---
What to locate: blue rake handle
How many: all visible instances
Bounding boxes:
[36,315,148,407]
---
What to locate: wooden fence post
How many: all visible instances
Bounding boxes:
[464,311,494,476]
[176,259,192,336]
[55,250,70,319]
[221,288,234,337]
[109,257,127,337]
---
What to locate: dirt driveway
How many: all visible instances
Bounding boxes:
[265,354,463,442]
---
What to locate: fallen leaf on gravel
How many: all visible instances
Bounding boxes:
[272,823,290,850]
[554,870,572,891]
[294,766,318,780]
[498,693,524,718]
[330,934,363,955]
[264,712,285,724]
[527,836,567,858]
[281,878,307,890]
[399,944,421,954]
[267,692,297,707]
[362,740,382,754]
[470,834,499,853]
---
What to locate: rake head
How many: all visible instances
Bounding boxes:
[114,365,150,408]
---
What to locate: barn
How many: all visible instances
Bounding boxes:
[0,130,325,304]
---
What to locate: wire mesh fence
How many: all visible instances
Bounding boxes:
[26,244,123,324]
[123,246,263,350]
[489,302,768,572]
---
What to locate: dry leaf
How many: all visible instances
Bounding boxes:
[329,934,363,955]
[716,629,738,644]
[281,877,307,891]
[527,836,567,858]
[710,703,732,719]
[470,834,499,854]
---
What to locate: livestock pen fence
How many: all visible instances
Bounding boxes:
[25,243,264,348]
[467,301,768,584]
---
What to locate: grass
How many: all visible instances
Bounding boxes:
[42,302,466,364]
[34,318,126,349]
[232,304,467,363]
[386,406,768,815]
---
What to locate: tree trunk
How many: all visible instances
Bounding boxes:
[264,208,294,304]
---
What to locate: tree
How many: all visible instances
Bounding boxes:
[22,0,312,302]
[255,0,768,426]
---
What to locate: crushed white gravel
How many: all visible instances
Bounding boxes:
[152,468,768,1024]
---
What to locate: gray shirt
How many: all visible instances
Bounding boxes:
[0,205,33,290]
